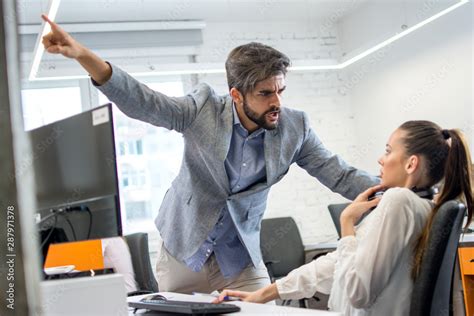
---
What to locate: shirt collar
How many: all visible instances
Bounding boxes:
[232,103,265,138]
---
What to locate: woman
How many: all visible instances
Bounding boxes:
[215,121,473,315]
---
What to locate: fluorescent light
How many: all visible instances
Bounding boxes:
[131,69,225,76]
[28,0,61,81]
[29,69,226,82]
[20,20,206,35]
[288,58,341,71]
[29,75,89,82]
[338,0,470,68]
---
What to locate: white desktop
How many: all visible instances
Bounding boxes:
[127,292,342,315]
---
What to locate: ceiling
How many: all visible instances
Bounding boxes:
[17,0,369,24]
[16,0,465,81]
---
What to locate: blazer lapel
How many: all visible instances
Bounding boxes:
[264,127,282,186]
[215,96,233,193]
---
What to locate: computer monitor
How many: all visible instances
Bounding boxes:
[29,104,122,253]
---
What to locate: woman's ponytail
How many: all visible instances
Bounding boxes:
[399,122,473,279]
[435,129,472,227]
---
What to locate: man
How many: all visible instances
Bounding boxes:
[41,15,378,294]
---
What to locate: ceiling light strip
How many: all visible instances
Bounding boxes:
[338,0,469,68]
[28,0,61,81]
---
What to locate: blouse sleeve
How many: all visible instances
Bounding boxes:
[333,188,418,309]
[275,249,338,299]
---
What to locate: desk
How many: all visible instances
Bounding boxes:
[458,234,474,315]
[127,292,342,315]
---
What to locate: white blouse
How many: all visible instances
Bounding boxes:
[276,188,432,315]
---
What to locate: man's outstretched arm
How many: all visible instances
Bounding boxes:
[296,113,380,200]
[40,14,209,133]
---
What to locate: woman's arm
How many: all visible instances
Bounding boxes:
[214,250,340,304]
[214,283,280,304]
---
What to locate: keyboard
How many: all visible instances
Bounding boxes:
[129,298,241,315]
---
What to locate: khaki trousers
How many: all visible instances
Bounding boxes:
[155,240,272,294]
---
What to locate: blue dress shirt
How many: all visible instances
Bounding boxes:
[184,104,266,278]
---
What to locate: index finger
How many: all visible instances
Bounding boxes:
[213,290,230,303]
[219,290,246,301]
[41,14,58,29]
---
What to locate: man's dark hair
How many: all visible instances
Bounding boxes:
[225,42,291,95]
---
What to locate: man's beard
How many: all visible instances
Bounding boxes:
[242,98,280,130]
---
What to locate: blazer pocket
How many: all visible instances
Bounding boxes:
[186,194,193,205]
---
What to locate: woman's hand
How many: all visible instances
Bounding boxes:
[212,284,279,304]
[340,185,384,237]
[212,289,253,303]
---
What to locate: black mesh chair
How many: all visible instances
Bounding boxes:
[260,217,311,308]
[124,232,159,295]
[328,203,371,238]
[327,203,349,238]
[410,200,466,316]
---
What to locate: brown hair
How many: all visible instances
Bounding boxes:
[225,42,290,96]
[398,121,473,279]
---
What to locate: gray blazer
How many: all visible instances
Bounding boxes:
[97,64,378,266]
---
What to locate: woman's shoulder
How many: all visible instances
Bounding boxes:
[378,187,432,219]
[382,187,419,201]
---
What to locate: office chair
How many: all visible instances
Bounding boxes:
[410,200,466,316]
[328,203,372,238]
[124,232,159,295]
[327,203,349,238]
[260,217,312,308]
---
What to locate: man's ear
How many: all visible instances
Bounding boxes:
[405,155,419,174]
[230,88,243,105]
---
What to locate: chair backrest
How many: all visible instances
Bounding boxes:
[260,217,305,279]
[328,203,374,238]
[327,203,349,238]
[124,232,159,293]
[410,200,466,316]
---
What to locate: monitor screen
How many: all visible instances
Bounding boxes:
[29,104,122,247]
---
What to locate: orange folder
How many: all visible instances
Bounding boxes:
[44,239,104,271]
